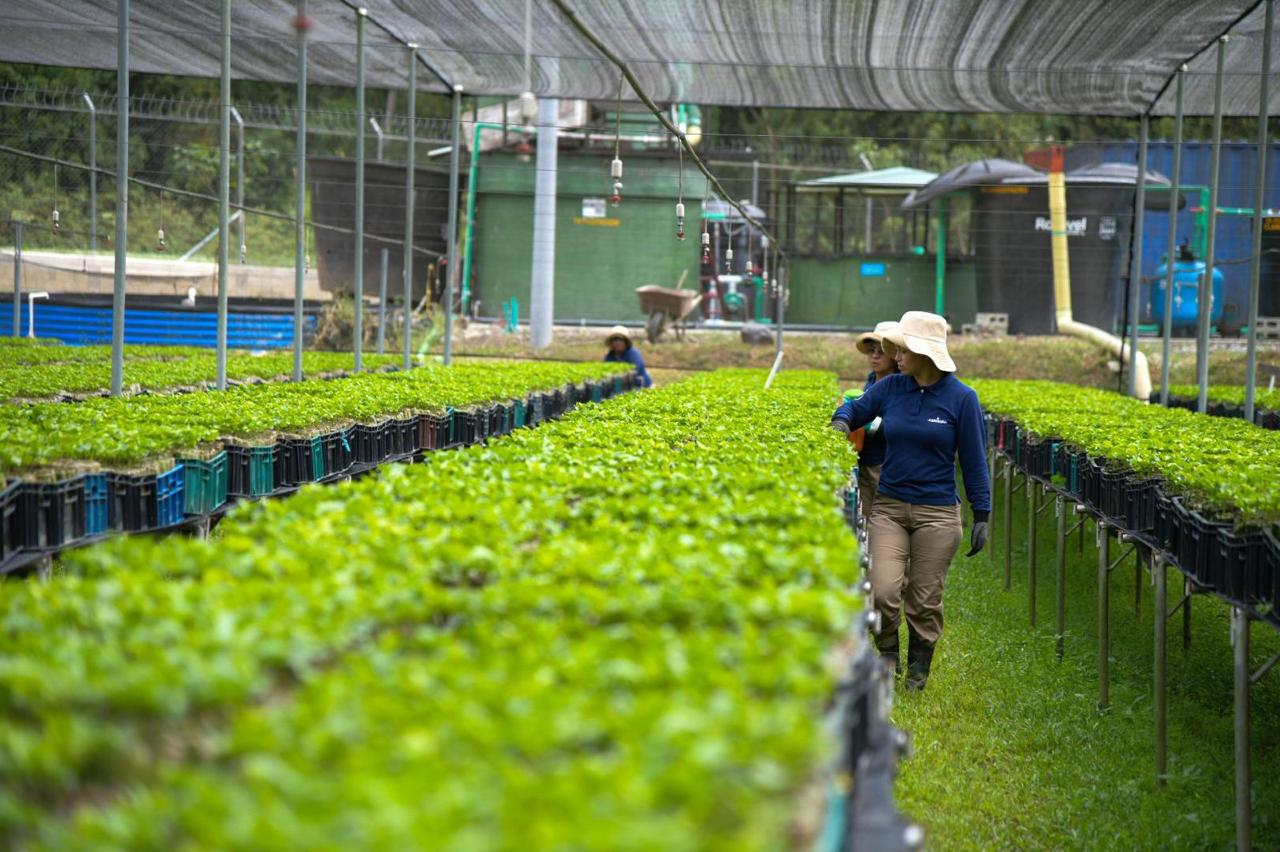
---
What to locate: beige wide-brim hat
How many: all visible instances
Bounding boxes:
[887,310,956,372]
[604,325,632,348]
[856,321,902,355]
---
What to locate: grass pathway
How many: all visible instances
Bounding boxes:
[891,497,1280,850]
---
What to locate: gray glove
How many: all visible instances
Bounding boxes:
[830,419,850,434]
[965,521,989,557]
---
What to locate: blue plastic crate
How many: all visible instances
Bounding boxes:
[84,473,108,536]
[156,464,185,528]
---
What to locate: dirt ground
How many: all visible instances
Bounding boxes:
[431,322,1280,390]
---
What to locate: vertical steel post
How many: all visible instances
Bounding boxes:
[233,107,245,261]
[1196,36,1228,414]
[934,202,946,315]
[1154,554,1167,786]
[1135,549,1143,619]
[444,83,463,366]
[377,247,388,354]
[1232,606,1251,851]
[353,7,366,373]
[1245,0,1275,423]
[215,0,231,390]
[293,2,309,382]
[1003,464,1014,591]
[110,0,129,397]
[11,222,22,337]
[1160,68,1185,406]
[1128,114,1148,399]
[1184,577,1193,649]
[1028,478,1038,627]
[1055,494,1067,660]
[82,93,97,253]
[1098,521,1110,708]
[402,45,417,371]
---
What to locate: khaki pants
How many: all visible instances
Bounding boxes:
[857,464,881,520]
[867,496,963,645]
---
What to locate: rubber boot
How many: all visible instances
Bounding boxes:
[904,630,936,691]
[874,628,902,676]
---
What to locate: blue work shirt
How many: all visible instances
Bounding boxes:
[604,346,652,388]
[832,372,991,518]
[855,370,889,468]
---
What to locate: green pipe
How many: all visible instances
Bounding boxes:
[934,202,946,315]
[460,121,534,316]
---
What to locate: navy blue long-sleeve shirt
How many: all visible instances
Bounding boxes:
[604,347,652,388]
[832,372,991,519]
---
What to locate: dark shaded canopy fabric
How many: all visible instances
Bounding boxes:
[2,0,1276,116]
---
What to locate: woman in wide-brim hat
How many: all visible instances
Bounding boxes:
[831,311,990,690]
[834,321,901,515]
[602,325,652,388]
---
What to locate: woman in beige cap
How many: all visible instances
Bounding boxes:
[832,321,901,514]
[603,325,652,388]
[831,311,990,690]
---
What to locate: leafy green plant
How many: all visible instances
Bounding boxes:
[0,369,859,848]
[974,379,1280,525]
[1165,383,1280,414]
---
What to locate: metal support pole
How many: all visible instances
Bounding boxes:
[1098,521,1110,709]
[1160,68,1184,406]
[11,222,21,337]
[1245,0,1275,423]
[530,97,558,350]
[1003,463,1014,591]
[751,159,759,205]
[353,7,366,373]
[370,116,384,161]
[1128,114,1148,399]
[1196,36,1228,414]
[1184,577,1193,649]
[232,107,245,261]
[292,3,308,382]
[1135,548,1143,619]
[1028,478,1038,628]
[1055,494,1067,660]
[402,44,417,371]
[775,258,786,359]
[444,83,462,366]
[110,0,129,397]
[1154,554,1167,786]
[82,93,97,253]
[1233,606,1251,851]
[376,247,388,354]
[215,0,231,391]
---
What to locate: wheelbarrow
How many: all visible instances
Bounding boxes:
[636,271,700,343]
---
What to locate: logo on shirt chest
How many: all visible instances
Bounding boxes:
[927,417,950,426]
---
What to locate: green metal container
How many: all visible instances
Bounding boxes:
[471,152,706,323]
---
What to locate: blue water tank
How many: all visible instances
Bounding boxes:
[1150,260,1225,330]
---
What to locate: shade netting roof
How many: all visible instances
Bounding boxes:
[2,0,1276,116]
[798,167,937,190]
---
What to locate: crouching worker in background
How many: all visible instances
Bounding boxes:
[831,311,990,690]
[603,326,652,388]
[831,320,901,515]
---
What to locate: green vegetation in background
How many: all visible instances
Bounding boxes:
[0,360,626,478]
[894,493,1279,850]
[973,379,1280,526]
[1,370,858,848]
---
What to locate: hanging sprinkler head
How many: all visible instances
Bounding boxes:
[701,230,711,263]
[724,246,734,273]
[610,158,623,207]
[518,91,537,124]
[675,201,685,240]
[51,208,61,235]
[156,227,166,249]
[239,243,247,264]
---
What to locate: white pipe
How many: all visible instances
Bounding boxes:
[530,97,558,349]
[1058,318,1152,401]
[764,349,784,389]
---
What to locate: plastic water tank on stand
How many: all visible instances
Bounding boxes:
[1151,259,1224,333]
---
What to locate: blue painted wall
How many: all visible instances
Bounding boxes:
[1,303,314,348]
[1066,141,1280,326]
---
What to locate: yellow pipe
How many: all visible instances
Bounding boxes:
[1047,154,1152,400]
